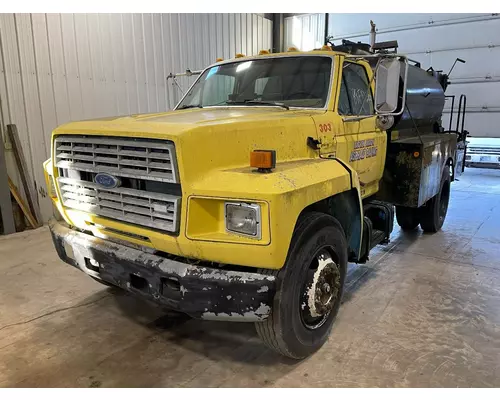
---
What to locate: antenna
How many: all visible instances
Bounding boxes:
[447,58,466,77]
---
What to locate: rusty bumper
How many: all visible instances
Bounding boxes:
[48,219,276,321]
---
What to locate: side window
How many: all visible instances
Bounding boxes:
[202,74,235,105]
[338,63,374,115]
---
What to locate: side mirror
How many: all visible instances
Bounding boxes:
[375,57,407,115]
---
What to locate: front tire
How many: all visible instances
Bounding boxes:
[255,212,347,359]
[395,206,420,231]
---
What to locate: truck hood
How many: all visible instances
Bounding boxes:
[53,107,322,186]
[54,107,324,137]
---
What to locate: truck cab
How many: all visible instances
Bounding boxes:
[44,47,458,359]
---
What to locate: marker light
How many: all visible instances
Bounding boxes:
[250,150,276,172]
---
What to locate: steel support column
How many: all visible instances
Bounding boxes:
[272,14,284,53]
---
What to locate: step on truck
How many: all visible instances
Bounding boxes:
[44,38,465,359]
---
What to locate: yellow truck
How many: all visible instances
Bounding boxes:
[44,42,459,359]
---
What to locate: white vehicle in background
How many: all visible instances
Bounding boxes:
[465,137,500,168]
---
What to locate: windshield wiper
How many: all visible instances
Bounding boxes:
[227,100,289,110]
[177,104,203,110]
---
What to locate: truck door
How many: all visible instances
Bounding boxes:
[337,60,387,198]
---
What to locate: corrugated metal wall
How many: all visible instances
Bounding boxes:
[284,14,325,51]
[0,13,273,224]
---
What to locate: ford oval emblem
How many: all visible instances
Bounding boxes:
[94,173,121,189]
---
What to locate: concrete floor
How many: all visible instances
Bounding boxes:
[1,167,500,387]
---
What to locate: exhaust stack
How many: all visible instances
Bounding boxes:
[369,20,376,51]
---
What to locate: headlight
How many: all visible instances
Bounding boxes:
[225,202,261,238]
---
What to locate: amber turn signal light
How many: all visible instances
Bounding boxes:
[250,150,276,172]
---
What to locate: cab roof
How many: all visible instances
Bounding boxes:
[209,49,346,68]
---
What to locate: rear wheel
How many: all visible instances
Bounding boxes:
[420,172,451,233]
[395,206,421,231]
[255,212,347,359]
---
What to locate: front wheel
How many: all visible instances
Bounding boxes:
[395,206,420,231]
[255,212,347,359]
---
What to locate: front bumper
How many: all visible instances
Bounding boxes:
[49,219,276,321]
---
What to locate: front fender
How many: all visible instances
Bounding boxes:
[188,158,362,268]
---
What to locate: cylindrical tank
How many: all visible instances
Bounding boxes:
[393,64,446,133]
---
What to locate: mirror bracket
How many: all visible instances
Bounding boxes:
[342,115,372,122]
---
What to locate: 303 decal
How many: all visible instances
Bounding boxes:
[318,123,332,133]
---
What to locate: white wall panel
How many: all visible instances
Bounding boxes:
[98,13,118,118]
[152,14,166,113]
[47,14,72,125]
[235,14,242,54]
[229,14,236,57]
[0,13,273,224]
[0,14,31,192]
[246,14,253,58]
[110,15,128,115]
[143,14,157,113]
[284,13,326,51]
[15,14,53,221]
[73,14,96,119]
[132,14,148,114]
[326,13,500,138]
[162,15,175,110]
[60,14,85,122]
[252,15,259,56]
[31,14,57,158]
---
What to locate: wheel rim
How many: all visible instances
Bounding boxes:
[300,247,341,330]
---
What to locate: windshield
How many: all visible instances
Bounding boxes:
[177,56,333,109]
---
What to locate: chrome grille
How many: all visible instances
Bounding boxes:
[55,136,178,183]
[58,177,180,232]
[55,135,181,233]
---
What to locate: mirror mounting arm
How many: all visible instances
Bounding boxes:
[342,115,373,122]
